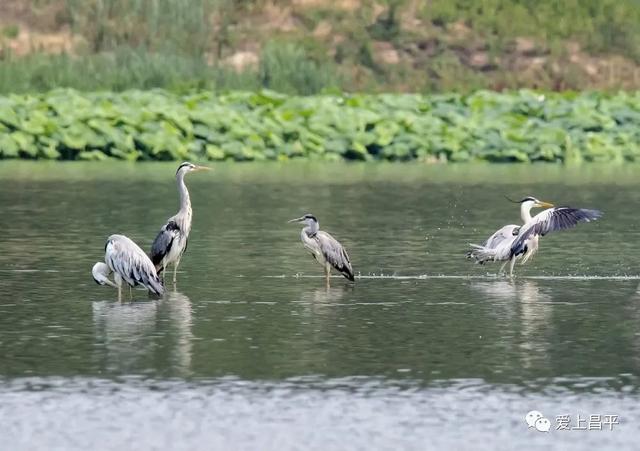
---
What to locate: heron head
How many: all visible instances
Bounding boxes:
[288,213,318,226]
[506,196,554,209]
[176,162,212,176]
[92,262,110,285]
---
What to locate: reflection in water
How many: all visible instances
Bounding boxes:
[92,299,159,373]
[299,286,348,304]
[163,290,194,376]
[518,280,553,371]
[471,280,552,370]
[626,284,640,368]
[470,280,516,300]
[298,285,351,318]
[92,290,194,376]
[292,286,351,370]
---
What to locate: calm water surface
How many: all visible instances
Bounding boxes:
[1,162,639,450]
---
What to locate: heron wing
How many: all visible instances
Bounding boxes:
[510,207,602,257]
[484,224,520,248]
[150,220,180,269]
[316,231,355,281]
[467,224,520,263]
[106,235,164,295]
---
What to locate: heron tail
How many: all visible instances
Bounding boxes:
[147,276,165,296]
[466,244,501,264]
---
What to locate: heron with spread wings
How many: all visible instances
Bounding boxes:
[289,214,355,286]
[151,162,211,284]
[467,196,602,276]
[92,234,164,300]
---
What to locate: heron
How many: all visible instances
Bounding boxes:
[467,196,602,276]
[288,214,355,286]
[92,234,164,300]
[151,162,211,283]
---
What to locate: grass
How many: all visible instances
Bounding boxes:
[64,0,216,54]
[420,0,640,59]
[1,0,640,93]
[2,25,20,39]
[0,47,324,94]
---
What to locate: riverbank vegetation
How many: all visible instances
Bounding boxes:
[1,0,640,93]
[0,89,638,162]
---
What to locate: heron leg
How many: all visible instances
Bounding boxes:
[509,257,517,278]
[114,273,123,302]
[173,259,181,284]
[499,260,508,275]
[324,265,331,287]
[129,286,133,301]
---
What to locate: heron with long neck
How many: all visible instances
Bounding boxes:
[288,214,355,286]
[151,162,211,283]
[467,196,602,276]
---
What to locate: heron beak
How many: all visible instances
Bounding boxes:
[288,217,304,223]
[536,201,554,208]
[194,165,212,172]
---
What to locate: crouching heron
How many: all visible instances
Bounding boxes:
[289,214,355,286]
[151,162,211,284]
[93,234,164,300]
[467,196,602,276]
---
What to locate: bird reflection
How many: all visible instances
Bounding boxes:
[625,284,640,367]
[299,286,348,304]
[518,280,553,370]
[471,280,518,301]
[92,299,158,372]
[163,290,194,376]
[92,290,193,376]
[297,286,350,318]
[471,279,553,370]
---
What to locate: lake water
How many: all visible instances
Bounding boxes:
[0,162,639,450]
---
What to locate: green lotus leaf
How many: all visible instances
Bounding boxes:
[0,134,19,157]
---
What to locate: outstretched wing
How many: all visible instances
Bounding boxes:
[150,220,180,270]
[106,235,164,295]
[316,231,355,281]
[510,207,602,257]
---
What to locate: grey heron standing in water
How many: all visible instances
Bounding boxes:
[92,234,164,300]
[467,196,602,276]
[151,162,211,283]
[289,214,355,286]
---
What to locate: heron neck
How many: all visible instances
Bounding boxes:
[521,204,533,223]
[177,172,191,214]
[304,222,319,237]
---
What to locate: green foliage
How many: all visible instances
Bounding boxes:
[259,41,340,95]
[4,0,640,93]
[1,25,20,39]
[420,0,640,61]
[0,89,639,163]
[0,49,259,94]
[64,0,217,55]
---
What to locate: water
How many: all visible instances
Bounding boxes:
[1,161,639,450]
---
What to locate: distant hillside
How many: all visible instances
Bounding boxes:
[1,0,640,93]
